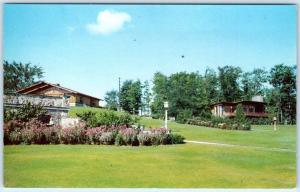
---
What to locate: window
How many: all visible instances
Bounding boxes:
[249,106,254,113]
[79,96,83,104]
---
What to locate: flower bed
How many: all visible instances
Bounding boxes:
[4,120,185,146]
[186,118,251,131]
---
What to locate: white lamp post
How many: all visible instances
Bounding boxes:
[273,116,277,131]
[164,101,169,129]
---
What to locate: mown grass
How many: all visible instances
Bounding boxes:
[4,143,295,188]
[4,112,296,188]
[139,118,296,150]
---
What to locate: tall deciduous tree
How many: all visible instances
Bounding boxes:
[151,72,169,116]
[269,64,296,124]
[204,68,221,103]
[141,80,152,116]
[218,66,242,102]
[119,80,142,114]
[241,68,268,100]
[151,72,210,119]
[4,60,44,94]
[104,90,118,111]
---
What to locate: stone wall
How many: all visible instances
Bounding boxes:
[4,94,69,107]
[4,94,70,125]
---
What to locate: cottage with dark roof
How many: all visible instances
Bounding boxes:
[17,81,101,107]
[210,96,268,119]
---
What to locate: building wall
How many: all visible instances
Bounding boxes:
[4,94,70,125]
[75,95,99,107]
[37,87,67,97]
[33,87,99,107]
[211,102,267,118]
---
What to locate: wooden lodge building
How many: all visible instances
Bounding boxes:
[211,96,268,119]
[17,81,101,107]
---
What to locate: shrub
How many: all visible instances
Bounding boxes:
[239,123,251,131]
[119,128,139,146]
[169,133,185,144]
[86,127,104,144]
[5,120,29,144]
[151,114,161,119]
[4,102,48,122]
[76,110,135,127]
[76,111,96,122]
[176,109,193,124]
[21,119,48,144]
[59,122,86,144]
[9,131,22,145]
[235,104,246,124]
[114,133,125,146]
[149,128,170,145]
[137,133,152,146]
[187,117,251,131]
[43,125,61,144]
[99,132,115,145]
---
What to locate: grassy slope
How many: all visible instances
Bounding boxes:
[4,112,296,188]
[140,118,296,150]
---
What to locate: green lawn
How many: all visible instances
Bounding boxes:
[4,118,296,188]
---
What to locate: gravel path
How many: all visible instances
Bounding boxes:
[185,140,295,153]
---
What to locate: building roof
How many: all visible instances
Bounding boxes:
[17,81,101,101]
[210,100,266,107]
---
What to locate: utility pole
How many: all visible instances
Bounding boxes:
[118,77,121,112]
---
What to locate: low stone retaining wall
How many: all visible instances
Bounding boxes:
[4,94,70,125]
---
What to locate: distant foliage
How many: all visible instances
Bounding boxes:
[104,90,119,111]
[3,60,44,94]
[187,117,251,131]
[176,109,193,124]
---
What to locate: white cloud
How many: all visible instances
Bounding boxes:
[86,10,131,35]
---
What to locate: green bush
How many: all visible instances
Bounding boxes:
[176,109,193,124]
[187,117,251,131]
[235,104,246,124]
[4,102,48,122]
[9,131,22,145]
[76,110,134,127]
[169,134,185,144]
[151,114,161,119]
[114,133,125,146]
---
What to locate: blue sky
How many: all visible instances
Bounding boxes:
[3,4,297,104]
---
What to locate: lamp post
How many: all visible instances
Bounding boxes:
[273,116,277,131]
[164,101,169,129]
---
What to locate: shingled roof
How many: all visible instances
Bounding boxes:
[17,81,101,101]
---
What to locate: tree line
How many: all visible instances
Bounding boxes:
[3,61,296,124]
[105,64,296,124]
